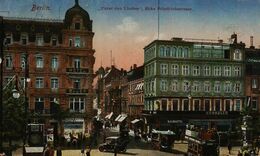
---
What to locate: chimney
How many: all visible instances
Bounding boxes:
[250,36,255,49]
[133,64,137,69]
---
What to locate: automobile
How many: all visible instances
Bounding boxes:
[98,136,128,153]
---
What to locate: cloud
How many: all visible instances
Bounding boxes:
[116,17,139,33]
[135,35,149,43]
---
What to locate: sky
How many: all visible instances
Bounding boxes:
[1,0,260,71]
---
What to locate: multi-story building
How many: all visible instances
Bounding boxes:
[97,66,127,118]
[143,34,244,133]
[127,64,144,121]
[245,37,260,113]
[2,0,95,135]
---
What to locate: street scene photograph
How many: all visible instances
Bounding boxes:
[0,0,260,155]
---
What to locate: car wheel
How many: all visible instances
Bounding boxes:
[122,148,127,153]
[99,146,104,152]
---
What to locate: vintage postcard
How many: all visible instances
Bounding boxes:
[0,0,260,156]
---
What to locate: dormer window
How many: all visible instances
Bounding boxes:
[21,34,28,45]
[36,35,44,46]
[234,49,242,60]
[5,34,12,45]
[51,36,57,46]
[75,22,80,30]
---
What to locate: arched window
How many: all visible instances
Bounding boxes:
[183,48,189,58]
[171,47,177,57]
[159,46,165,57]
[178,47,183,58]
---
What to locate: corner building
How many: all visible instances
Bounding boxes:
[143,35,244,133]
[2,0,95,134]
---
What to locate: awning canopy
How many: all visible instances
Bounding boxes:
[115,115,122,122]
[105,112,113,119]
[131,119,140,124]
[118,116,127,122]
[152,129,175,135]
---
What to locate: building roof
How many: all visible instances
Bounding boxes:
[127,65,144,81]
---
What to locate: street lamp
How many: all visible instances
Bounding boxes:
[12,88,21,99]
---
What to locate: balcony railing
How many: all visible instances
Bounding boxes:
[66,68,89,74]
[66,88,88,95]
[30,109,50,115]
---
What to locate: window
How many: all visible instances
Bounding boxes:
[36,35,44,46]
[51,36,57,46]
[193,81,200,92]
[51,56,58,70]
[235,99,241,111]
[214,66,221,76]
[252,79,258,89]
[74,79,81,89]
[21,34,28,45]
[69,98,85,112]
[204,66,210,76]
[224,66,231,76]
[234,49,242,60]
[50,98,59,114]
[165,46,170,56]
[183,99,189,111]
[36,55,43,68]
[182,65,189,75]
[172,81,178,92]
[5,34,12,45]
[171,64,179,75]
[162,100,167,111]
[225,100,231,111]
[204,82,210,92]
[35,97,44,113]
[159,46,165,57]
[36,77,44,88]
[252,97,258,110]
[214,81,221,93]
[160,64,168,75]
[234,82,241,92]
[74,58,81,68]
[224,82,232,93]
[194,100,200,111]
[178,47,183,57]
[151,81,154,92]
[75,23,81,30]
[234,66,241,76]
[205,99,210,111]
[215,99,221,111]
[183,81,190,92]
[21,54,26,69]
[74,36,81,47]
[171,47,177,57]
[183,48,189,57]
[172,100,178,111]
[160,80,168,91]
[193,65,200,76]
[51,78,59,89]
[5,55,12,68]
[69,38,73,47]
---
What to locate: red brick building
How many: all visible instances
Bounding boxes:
[2,0,95,135]
[127,65,144,121]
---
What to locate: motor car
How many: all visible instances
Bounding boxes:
[98,136,128,152]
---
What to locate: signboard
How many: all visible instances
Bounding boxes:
[46,128,54,142]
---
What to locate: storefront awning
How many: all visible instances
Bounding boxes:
[115,115,122,121]
[152,129,175,135]
[118,116,127,122]
[105,112,113,119]
[131,119,140,124]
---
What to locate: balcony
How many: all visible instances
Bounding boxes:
[30,109,51,116]
[66,88,88,95]
[66,68,89,75]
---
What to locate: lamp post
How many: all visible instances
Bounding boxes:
[23,51,30,155]
[0,15,4,154]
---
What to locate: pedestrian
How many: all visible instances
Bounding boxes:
[228,142,232,154]
[49,146,55,156]
[81,145,85,156]
[56,146,62,156]
[43,144,50,156]
[237,150,242,156]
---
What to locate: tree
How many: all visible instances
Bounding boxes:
[2,83,25,148]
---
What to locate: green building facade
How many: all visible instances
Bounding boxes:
[143,36,245,130]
